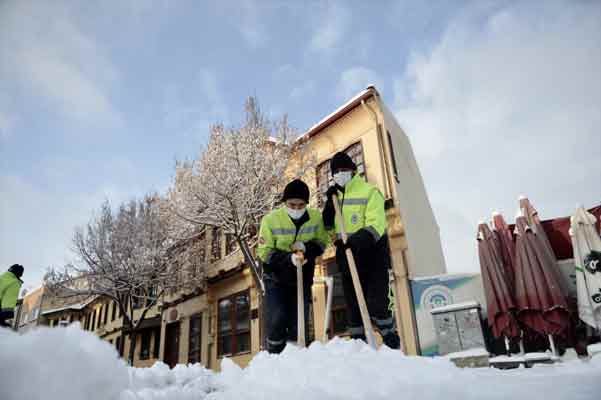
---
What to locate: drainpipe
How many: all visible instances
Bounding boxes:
[361,100,392,199]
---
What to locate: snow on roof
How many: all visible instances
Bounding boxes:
[411,273,479,282]
[443,347,489,359]
[489,355,526,363]
[524,352,552,361]
[42,296,97,315]
[430,300,481,314]
[295,86,376,143]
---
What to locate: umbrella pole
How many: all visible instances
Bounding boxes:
[504,336,511,356]
[519,331,525,355]
[548,334,557,357]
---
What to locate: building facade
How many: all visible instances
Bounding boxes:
[19,86,446,368]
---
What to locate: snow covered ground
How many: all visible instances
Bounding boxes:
[1,325,599,400]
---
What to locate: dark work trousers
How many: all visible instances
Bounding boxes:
[264,262,314,353]
[336,234,395,337]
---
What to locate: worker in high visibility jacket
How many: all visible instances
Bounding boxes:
[258,179,330,353]
[0,264,24,328]
[322,152,400,349]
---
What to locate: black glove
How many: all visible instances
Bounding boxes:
[326,186,339,202]
[346,229,375,253]
[304,240,325,261]
[0,309,14,327]
[334,239,348,249]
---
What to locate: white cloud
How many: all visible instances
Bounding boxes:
[336,66,384,100]
[162,68,228,145]
[394,1,601,274]
[0,110,15,141]
[0,1,121,126]
[309,2,351,51]
[214,0,269,48]
[0,174,134,287]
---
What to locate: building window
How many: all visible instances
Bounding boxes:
[225,233,238,256]
[153,328,161,359]
[386,130,400,183]
[325,261,349,337]
[90,310,96,331]
[140,330,151,360]
[218,291,250,357]
[98,305,103,326]
[211,227,222,262]
[188,313,202,364]
[111,302,117,322]
[316,141,367,207]
[198,231,207,264]
[116,336,122,356]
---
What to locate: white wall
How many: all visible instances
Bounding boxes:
[379,99,447,278]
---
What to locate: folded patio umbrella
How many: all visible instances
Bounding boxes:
[478,222,520,340]
[492,212,516,290]
[519,197,569,298]
[570,206,601,330]
[514,216,570,337]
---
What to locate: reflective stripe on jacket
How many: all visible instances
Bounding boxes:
[257,207,330,263]
[0,271,22,312]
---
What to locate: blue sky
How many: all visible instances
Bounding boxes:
[1,0,600,289]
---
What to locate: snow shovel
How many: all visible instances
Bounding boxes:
[323,276,334,340]
[332,194,377,349]
[293,250,306,347]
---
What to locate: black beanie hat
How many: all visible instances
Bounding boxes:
[282,179,310,203]
[8,264,24,278]
[330,152,356,173]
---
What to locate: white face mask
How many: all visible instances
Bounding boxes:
[287,207,306,220]
[333,171,353,187]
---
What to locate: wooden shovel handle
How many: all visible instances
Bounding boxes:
[332,194,377,348]
[297,257,305,347]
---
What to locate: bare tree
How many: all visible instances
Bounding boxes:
[164,97,314,289]
[47,195,203,364]
[163,98,315,345]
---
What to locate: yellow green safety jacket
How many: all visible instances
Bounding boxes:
[0,271,22,314]
[258,206,330,264]
[326,174,387,242]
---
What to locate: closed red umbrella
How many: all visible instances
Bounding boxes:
[513,216,570,337]
[492,212,516,290]
[519,197,569,297]
[478,222,520,341]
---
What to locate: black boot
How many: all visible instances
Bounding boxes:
[382,332,401,349]
[266,338,286,354]
[350,333,367,343]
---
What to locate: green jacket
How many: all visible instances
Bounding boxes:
[0,271,22,312]
[257,206,330,263]
[326,174,387,242]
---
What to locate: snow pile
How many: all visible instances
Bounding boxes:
[121,362,218,400]
[1,326,600,400]
[0,324,128,400]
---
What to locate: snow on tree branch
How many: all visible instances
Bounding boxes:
[162,97,316,291]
